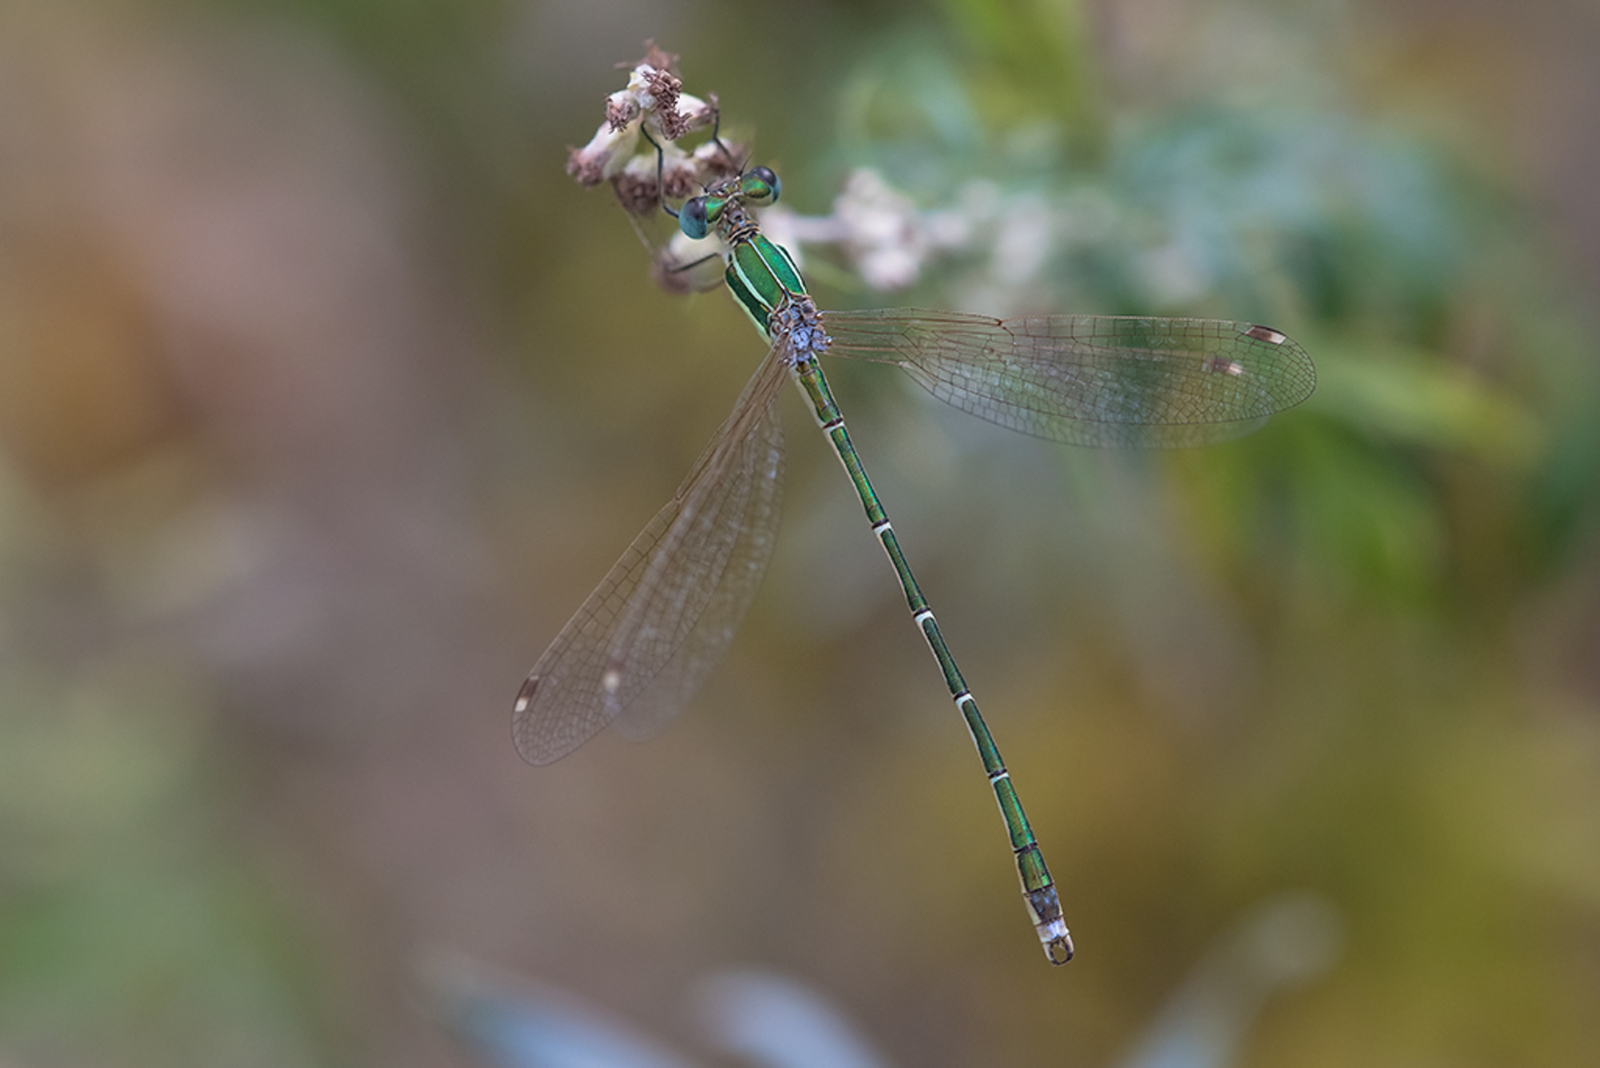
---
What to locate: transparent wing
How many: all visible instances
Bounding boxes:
[513,344,790,765]
[821,309,1316,447]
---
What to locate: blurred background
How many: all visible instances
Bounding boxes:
[2,0,1599,1065]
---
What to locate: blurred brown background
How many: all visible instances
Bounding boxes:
[1,0,1598,1065]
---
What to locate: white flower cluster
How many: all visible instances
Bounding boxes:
[766,170,1025,296]
[764,170,1140,314]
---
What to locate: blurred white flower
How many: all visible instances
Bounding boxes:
[834,169,928,290]
[990,190,1053,286]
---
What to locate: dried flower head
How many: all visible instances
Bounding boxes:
[602,46,714,143]
[612,154,664,215]
[565,121,640,186]
[568,44,734,216]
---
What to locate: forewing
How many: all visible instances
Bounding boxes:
[610,401,785,743]
[513,346,790,764]
[822,309,1315,447]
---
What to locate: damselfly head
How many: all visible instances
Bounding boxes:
[675,165,781,238]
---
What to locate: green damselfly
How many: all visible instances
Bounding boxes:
[515,151,1314,965]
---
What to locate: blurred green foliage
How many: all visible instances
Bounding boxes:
[0,648,331,1065]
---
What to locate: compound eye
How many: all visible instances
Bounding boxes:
[743,166,781,205]
[679,197,711,239]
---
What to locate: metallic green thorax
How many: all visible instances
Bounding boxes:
[726,233,806,336]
